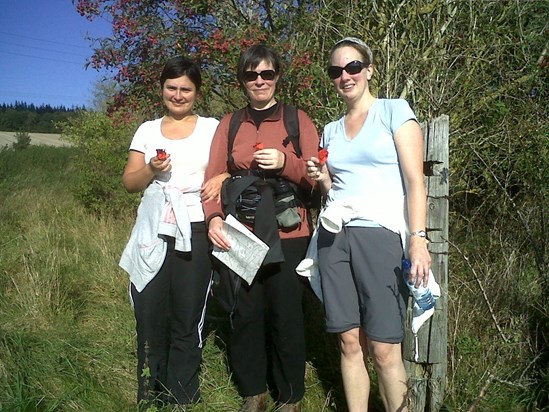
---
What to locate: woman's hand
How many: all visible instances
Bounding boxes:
[201,172,230,204]
[123,151,171,193]
[406,236,432,287]
[306,156,332,194]
[253,148,285,170]
[306,157,329,182]
[150,154,171,175]
[208,216,231,251]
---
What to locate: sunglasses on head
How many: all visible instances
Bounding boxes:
[243,69,277,82]
[327,60,365,79]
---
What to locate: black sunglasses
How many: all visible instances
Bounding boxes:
[327,60,365,79]
[243,70,277,82]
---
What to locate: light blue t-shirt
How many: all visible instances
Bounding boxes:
[320,98,417,227]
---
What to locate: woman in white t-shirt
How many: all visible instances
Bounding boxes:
[121,56,224,408]
[307,38,432,411]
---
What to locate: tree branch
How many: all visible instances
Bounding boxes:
[447,238,509,344]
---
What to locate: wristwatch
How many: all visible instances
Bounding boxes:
[409,230,427,238]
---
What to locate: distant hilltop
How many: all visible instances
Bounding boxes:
[0,102,82,134]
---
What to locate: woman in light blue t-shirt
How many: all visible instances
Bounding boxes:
[307,37,432,411]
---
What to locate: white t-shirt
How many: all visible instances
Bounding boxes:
[129,115,220,222]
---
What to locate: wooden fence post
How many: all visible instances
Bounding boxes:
[404,115,449,411]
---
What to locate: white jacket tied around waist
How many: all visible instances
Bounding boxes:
[119,181,194,292]
[296,194,408,300]
[320,194,408,246]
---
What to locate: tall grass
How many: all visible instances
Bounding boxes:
[0,146,342,411]
[0,146,136,411]
[0,146,545,411]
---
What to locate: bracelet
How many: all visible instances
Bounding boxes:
[410,230,427,238]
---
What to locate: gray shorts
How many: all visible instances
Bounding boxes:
[317,226,408,343]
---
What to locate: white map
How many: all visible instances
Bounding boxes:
[212,214,269,285]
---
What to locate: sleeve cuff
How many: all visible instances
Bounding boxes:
[206,212,224,226]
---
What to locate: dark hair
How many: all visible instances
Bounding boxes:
[236,44,281,85]
[160,56,202,92]
[330,37,374,66]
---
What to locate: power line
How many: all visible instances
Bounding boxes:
[0,30,93,50]
[0,49,86,66]
[0,39,90,58]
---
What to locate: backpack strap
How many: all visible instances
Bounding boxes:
[281,104,301,158]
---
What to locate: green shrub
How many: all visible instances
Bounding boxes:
[12,131,31,150]
[61,112,141,217]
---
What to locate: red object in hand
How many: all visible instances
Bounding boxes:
[318,148,329,165]
[156,149,167,160]
[253,142,265,151]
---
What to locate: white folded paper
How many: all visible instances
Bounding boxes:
[211,214,269,285]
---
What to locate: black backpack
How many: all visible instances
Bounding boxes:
[226,104,320,210]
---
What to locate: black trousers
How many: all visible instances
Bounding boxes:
[228,236,309,404]
[131,223,212,405]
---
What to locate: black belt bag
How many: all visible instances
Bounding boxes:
[234,176,301,229]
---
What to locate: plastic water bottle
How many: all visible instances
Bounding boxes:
[402,258,435,310]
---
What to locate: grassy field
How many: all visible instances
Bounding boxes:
[0,145,345,411]
[0,145,546,411]
[0,131,69,148]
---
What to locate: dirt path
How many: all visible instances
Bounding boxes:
[0,131,71,148]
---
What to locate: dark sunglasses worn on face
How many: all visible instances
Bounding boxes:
[243,70,277,82]
[327,60,365,79]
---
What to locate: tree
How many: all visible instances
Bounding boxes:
[89,78,118,112]
[76,0,330,123]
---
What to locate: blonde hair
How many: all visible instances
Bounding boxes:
[330,37,373,66]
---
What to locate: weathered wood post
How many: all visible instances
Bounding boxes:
[404,115,449,411]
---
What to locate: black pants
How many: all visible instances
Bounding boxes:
[228,236,309,404]
[131,223,212,406]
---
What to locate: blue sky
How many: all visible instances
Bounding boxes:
[0,0,112,108]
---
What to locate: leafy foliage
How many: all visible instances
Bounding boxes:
[12,131,31,151]
[76,0,331,123]
[61,111,140,217]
